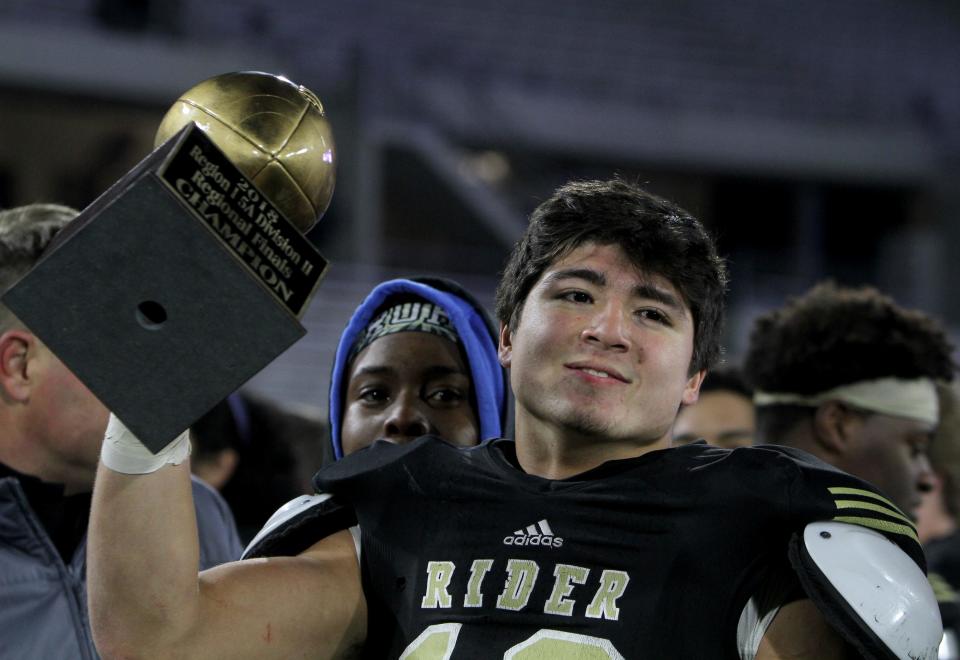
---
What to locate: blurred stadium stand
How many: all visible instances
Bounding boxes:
[1,0,959,411]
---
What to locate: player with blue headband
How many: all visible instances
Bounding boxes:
[238,276,509,558]
[328,277,508,461]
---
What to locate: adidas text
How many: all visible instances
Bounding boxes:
[504,519,563,548]
[503,534,563,548]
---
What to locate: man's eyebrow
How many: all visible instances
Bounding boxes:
[633,284,684,313]
[352,364,468,379]
[545,268,686,313]
[543,268,606,287]
[350,365,394,379]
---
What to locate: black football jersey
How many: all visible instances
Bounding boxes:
[313,437,924,659]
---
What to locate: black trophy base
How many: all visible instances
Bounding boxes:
[3,162,306,452]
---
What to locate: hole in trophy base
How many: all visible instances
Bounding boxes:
[136,301,167,330]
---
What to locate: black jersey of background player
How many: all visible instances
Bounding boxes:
[314,437,924,659]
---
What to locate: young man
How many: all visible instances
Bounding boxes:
[743,281,956,657]
[743,282,953,518]
[88,180,939,659]
[192,275,507,545]
[0,204,242,659]
[327,276,508,461]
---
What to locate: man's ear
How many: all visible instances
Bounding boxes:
[812,400,860,456]
[498,322,513,369]
[681,369,707,406]
[0,329,36,403]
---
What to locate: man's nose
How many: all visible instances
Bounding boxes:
[581,302,630,351]
[382,393,430,443]
[916,454,935,493]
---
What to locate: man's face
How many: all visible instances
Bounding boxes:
[500,241,704,447]
[30,342,110,477]
[843,411,935,517]
[673,390,755,449]
[340,331,480,455]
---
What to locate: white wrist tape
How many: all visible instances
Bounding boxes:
[100,413,191,475]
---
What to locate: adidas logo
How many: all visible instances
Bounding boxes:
[503,519,564,548]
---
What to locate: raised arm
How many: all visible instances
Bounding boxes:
[87,415,366,659]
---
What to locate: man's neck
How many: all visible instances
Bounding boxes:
[513,417,672,480]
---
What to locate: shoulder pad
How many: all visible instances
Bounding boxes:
[242,493,356,559]
[791,521,942,660]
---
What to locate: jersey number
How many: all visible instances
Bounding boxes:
[399,623,625,659]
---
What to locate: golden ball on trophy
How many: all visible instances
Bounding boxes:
[155,71,335,233]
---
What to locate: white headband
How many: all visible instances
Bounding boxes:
[753,377,938,426]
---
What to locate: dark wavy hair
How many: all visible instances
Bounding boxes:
[494,179,728,374]
[744,281,955,438]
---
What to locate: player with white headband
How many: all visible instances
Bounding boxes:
[745,281,956,659]
[745,281,953,517]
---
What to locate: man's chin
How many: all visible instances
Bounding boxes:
[558,411,612,438]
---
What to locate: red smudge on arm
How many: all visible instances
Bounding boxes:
[263,622,272,643]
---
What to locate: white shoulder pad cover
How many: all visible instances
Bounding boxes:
[793,521,942,660]
[242,493,355,560]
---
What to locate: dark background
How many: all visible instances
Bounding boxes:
[2,0,958,413]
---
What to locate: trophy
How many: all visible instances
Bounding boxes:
[1,72,335,452]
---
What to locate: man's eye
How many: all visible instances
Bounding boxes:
[358,388,389,403]
[427,388,466,405]
[637,308,670,325]
[910,440,929,458]
[561,290,592,303]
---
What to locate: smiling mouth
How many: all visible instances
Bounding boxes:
[567,364,630,383]
[582,368,611,378]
